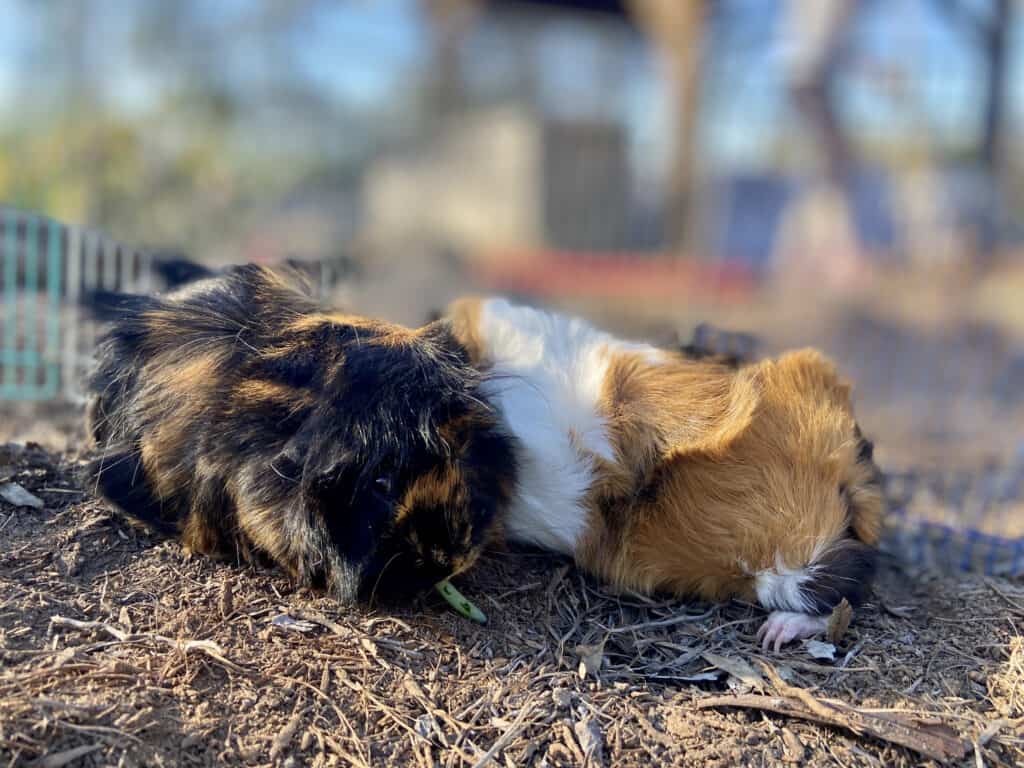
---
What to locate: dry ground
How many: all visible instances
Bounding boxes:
[0,442,1022,767]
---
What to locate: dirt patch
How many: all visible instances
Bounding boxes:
[1,444,1022,767]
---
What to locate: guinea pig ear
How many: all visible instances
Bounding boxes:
[662,366,762,460]
[271,427,347,492]
[441,296,487,366]
[270,431,310,483]
[772,348,853,408]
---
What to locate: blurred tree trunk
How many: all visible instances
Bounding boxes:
[784,0,858,199]
[932,0,1012,266]
[422,0,480,117]
[979,0,1009,264]
[628,0,707,256]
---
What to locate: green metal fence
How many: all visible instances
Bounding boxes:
[0,206,152,402]
[0,205,347,403]
[2,209,63,399]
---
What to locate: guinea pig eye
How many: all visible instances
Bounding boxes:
[374,476,392,494]
[857,438,874,463]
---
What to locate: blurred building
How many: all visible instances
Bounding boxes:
[364,105,631,256]
[1,0,1020,280]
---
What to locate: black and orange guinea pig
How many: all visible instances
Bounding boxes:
[85,265,517,603]
[445,297,883,650]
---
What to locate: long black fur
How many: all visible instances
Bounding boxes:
[86,265,517,603]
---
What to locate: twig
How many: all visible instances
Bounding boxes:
[986,579,1024,617]
[470,703,536,768]
[270,706,305,760]
[54,719,143,744]
[278,676,370,766]
[602,606,718,634]
[697,693,967,761]
[38,744,103,768]
[49,615,245,672]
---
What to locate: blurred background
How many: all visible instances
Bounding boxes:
[3,0,1024,572]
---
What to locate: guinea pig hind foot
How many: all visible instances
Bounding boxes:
[756,611,829,653]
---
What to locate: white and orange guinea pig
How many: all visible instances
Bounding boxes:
[445,297,884,651]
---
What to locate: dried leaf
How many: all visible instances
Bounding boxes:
[118,606,133,633]
[575,642,605,679]
[552,688,573,709]
[877,595,915,618]
[773,664,796,682]
[221,578,233,618]
[827,598,853,643]
[50,647,76,670]
[360,637,381,658]
[573,717,604,766]
[271,614,316,634]
[270,711,302,759]
[0,482,44,508]
[805,640,837,662]
[677,671,723,683]
[702,652,765,692]
[403,676,428,701]
[781,729,805,763]
[415,712,437,740]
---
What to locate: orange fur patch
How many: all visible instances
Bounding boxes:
[233,379,314,415]
[138,353,224,498]
[286,312,375,333]
[443,297,486,366]
[395,465,484,577]
[286,312,433,349]
[578,347,883,604]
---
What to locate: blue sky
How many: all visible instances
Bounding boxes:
[0,0,1021,176]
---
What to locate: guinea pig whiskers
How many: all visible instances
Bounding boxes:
[87,452,122,495]
[463,391,495,414]
[309,549,324,571]
[128,452,145,489]
[269,460,299,484]
[366,551,404,607]
[232,326,260,355]
[481,369,545,403]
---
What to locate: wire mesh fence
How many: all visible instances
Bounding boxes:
[0,206,350,403]
[0,206,156,402]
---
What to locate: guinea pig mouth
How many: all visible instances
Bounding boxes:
[356,550,450,605]
[798,539,878,614]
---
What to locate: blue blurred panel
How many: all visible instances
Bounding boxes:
[492,0,628,16]
[2,209,17,394]
[713,173,794,272]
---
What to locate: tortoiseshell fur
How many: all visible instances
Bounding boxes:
[445,297,884,648]
[86,265,517,603]
[680,322,761,368]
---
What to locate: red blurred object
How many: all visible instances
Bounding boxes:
[474,250,757,302]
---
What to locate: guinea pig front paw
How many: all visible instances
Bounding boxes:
[756,611,829,653]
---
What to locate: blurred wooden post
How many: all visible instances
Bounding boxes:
[979,0,1010,265]
[421,0,481,116]
[627,0,707,257]
[784,0,857,188]
[930,0,1012,266]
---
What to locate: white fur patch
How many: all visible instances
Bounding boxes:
[755,554,815,613]
[475,298,659,554]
